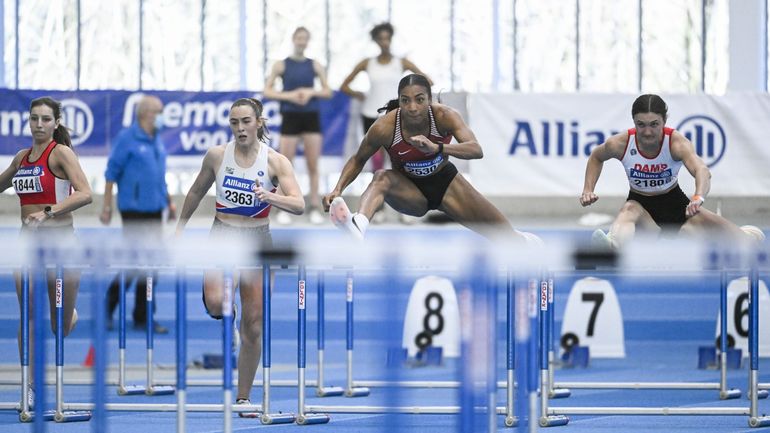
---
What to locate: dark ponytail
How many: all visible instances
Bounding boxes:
[231,97,270,143]
[30,96,72,148]
[376,73,433,114]
[377,99,400,114]
[53,125,73,148]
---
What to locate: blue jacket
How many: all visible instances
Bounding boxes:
[105,123,168,213]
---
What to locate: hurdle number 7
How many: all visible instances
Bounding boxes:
[581,292,604,337]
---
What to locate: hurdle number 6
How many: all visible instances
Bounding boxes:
[733,292,749,338]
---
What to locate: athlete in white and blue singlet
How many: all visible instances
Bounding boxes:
[323,73,531,243]
[580,94,763,248]
[175,98,304,413]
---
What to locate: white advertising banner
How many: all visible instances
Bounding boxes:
[468,93,770,196]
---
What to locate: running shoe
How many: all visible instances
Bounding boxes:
[329,197,364,240]
[308,208,325,225]
[741,225,765,244]
[591,229,616,249]
[275,211,292,225]
[236,398,260,418]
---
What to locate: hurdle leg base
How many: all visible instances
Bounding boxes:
[757,390,769,400]
[145,385,175,396]
[54,410,92,422]
[549,388,571,399]
[504,415,518,427]
[316,386,345,397]
[749,416,770,427]
[345,387,370,397]
[720,389,741,400]
[18,410,32,423]
[118,385,147,396]
[539,415,569,427]
[261,412,296,424]
[297,414,330,425]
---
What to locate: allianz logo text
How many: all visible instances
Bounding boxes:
[675,115,726,167]
[0,98,94,147]
[507,116,726,167]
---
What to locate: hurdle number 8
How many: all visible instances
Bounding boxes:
[414,292,444,350]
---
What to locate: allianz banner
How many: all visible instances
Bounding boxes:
[468,93,770,196]
[0,89,350,157]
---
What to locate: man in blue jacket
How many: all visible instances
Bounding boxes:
[101,95,175,333]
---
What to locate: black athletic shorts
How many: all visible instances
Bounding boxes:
[406,162,459,211]
[280,111,321,135]
[626,185,691,230]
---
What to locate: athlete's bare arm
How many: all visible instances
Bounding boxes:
[580,131,629,207]
[263,149,305,215]
[423,104,483,159]
[49,146,93,214]
[323,115,393,211]
[0,150,26,192]
[670,130,711,216]
[176,147,222,234]
[339,59,368,100]
[311,60,333,99]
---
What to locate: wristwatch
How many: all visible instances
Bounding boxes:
[44,206,55,219]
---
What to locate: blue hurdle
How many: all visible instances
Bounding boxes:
[116,271,174,396]
[541,248,770,425]
[175,267,187,433]
[549,268,743,398]
[259,263,296,425]
[42,265,92,423]
[314,269,344,397]
[538,272,568,427]
[295,265,331,425]
[343,271,370,398]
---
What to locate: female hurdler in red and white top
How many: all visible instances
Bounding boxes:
[323,73,537,244]
[580,93,763,248]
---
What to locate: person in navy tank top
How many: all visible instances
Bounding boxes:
[175,98,305,415]
[323,74,534,244]
[264,26,332,225]
[581,94,763,248]
[0,96,93,407]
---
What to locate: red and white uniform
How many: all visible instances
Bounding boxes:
[387,106,451,177]
[12,140,71,205]
[621,127,683,194]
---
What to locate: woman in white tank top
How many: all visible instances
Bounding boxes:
[340,22,432,172]
[175,98,305,414]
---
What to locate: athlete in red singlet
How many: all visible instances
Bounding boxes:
[580,94,763,248]
[323,73,530,243]
[0,96,92,407]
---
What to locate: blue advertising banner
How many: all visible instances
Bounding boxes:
[0,89,350,157]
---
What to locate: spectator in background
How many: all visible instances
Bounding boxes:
[101,94,175,334]
[264,26,332,225]
[340,22,431,173]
